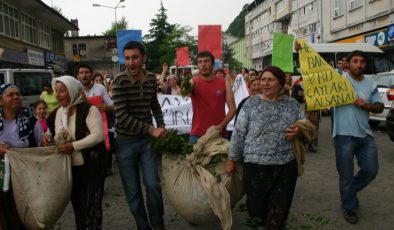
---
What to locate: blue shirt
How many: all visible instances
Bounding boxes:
[333,73,382,138]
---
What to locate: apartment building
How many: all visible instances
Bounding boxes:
[322,0,394,59]
[245,0,322,70]
[0,0,78,74]
[230,37,252,69]
[64,35,119,77]
[244,0,394,69]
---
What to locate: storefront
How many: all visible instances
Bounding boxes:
[336,25,394,61]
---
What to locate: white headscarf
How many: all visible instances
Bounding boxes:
[52,75,86,129]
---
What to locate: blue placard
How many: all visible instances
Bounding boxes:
[117,30,142,64]
[388,24,394,41]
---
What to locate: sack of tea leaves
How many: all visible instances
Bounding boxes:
[6,146,72,230]
[162,127,244,230]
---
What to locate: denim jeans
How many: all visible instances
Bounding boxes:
[334,135,379,212]
[188,135,200,144]
[115,135,164,230]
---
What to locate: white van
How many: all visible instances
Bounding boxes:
[263,42,393,74]
[0,69,54,109]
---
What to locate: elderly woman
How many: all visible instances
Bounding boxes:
[42,76,105,230]
[226,66,305,230]
[0,84,42,229]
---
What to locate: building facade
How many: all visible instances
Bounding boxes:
[230,37,252,68]
[0,0,78,75]
[322,0,394,60]
[244,0,394,70]
[64,36,119,78]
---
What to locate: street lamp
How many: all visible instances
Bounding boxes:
[92,0,125,35]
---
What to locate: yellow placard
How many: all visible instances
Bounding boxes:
[297,39,356,110]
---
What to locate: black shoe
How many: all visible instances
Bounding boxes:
[343,210,358,224]
[308,145,317,153]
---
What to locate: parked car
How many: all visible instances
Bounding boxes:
[365,70,394,126]
[386,88,394,141]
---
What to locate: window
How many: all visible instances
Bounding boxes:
[14,72,52,96]
[51,29,64,52]
[72,43,87,56]
[310,22,317,33]
[349,0,362,10]
[20,12,36,44]
[0,1,19,38]
[334,0,344,17]
[37,21,50,49]
[275,0,284,13]
[262,10,269,19]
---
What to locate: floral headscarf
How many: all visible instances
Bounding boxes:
[0,84,34,141]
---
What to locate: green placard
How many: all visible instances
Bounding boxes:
[272,33,294,73]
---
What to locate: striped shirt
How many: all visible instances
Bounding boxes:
[112,69,164,136]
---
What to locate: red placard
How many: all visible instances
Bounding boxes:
[176,47,190,67]
[198,25,222,59]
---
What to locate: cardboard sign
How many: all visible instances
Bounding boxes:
[297,39,356,110]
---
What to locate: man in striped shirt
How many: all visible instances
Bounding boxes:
[112,41,166,230]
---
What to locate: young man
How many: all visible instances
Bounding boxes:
[77,64,114,175]
[76,64,113,113]
[333,50,384,224]
[188,51,236,143]
[112,41,166,230]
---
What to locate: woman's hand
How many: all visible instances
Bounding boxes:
[285,124,301,141]
[225,160,235,176]
[41,134,53,146]
[58,142,75,155]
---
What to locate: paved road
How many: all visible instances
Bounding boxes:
[55,116,394,230]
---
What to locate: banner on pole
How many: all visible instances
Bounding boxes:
[297,39,356,110]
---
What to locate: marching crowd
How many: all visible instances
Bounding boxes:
[0,40,384,230]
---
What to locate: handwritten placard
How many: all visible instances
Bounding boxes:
[297,39,356,110]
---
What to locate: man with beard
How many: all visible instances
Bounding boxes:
[111,41,166,230]
[332,50,384,224]
[76,64,113,112]
[188,51,236,143]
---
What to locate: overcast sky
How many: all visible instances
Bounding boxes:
[42,0,251,36]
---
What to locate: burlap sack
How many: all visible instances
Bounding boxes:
[162,127,244,230]
[6,146,72,230]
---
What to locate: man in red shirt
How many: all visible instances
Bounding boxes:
[188,51,236,143]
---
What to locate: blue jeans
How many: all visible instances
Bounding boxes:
[334,135,379,212]
[188,135,200,144]
[115,135,164,230]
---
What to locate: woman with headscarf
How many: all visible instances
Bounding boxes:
[42,76,105,230]
[0,84,42,230]
[226,66,305,230]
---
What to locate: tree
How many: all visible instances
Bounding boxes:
[222,42,242,72]
[160,24,197,66]
[143,1,173,73]
[226,4,248,37]
[103,17,128,36]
